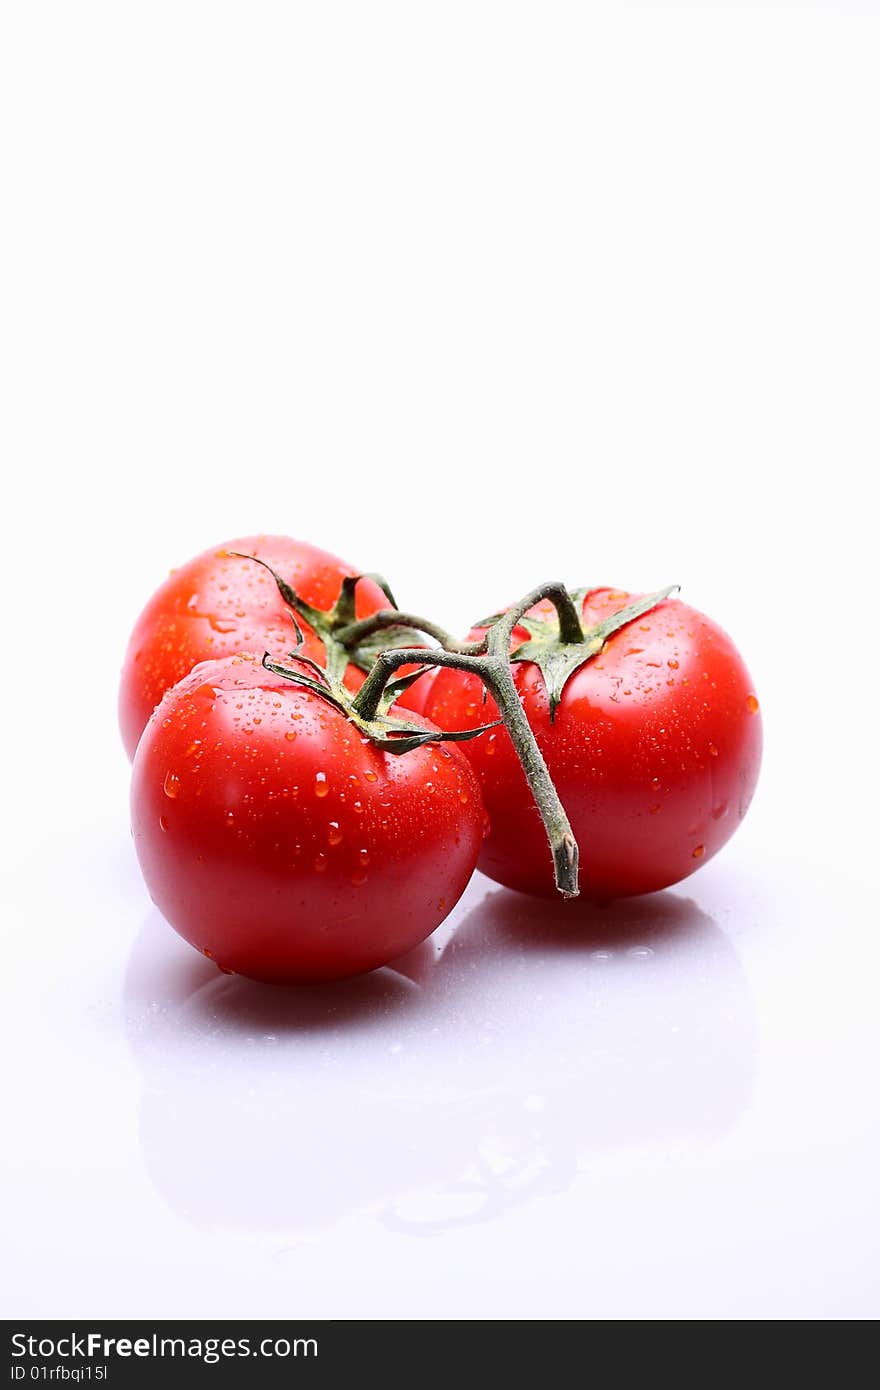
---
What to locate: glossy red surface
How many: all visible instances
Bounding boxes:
[426,590,763,899]
[119,534,396,760]
[131,654,485,982]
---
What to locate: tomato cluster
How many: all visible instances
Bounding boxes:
[123,537,762,983]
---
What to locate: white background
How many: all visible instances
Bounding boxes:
[1,2,878,1320]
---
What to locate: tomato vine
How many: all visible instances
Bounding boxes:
[240,557,677,899]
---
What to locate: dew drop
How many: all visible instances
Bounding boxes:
[209,617,238,634]
[459,789,469,804]
[224,812,235,829]
[485,735,496,756]
[667,658,679,670]
[708,742,719,757]
[285,731,297,742]
[314,853,328,872]
[163,771,180,799]
[363,769,378,783]
[159,815,169,831]
[314,772,329,797]
[746,694,759,714]
[692,844,705,859]
[327,822,343,847]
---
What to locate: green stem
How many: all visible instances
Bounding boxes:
[352,645,579,897]
[496,581,585,646]
[335,609,484,656]
[337,582,583,661]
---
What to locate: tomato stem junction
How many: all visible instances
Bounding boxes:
[351,582,584,898]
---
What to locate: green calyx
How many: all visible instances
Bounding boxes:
[262,635,500,756]
[230,554,679,898]
[230,553,429,683]
[510,585,680,719]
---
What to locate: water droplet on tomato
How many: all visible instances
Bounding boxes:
[159,815,169,831]
[209,617,237,634]
[314,772,329,797]
[363,769,378,783]
[708,743,719,757]
[224,812,235,829]
[692,844,705,859]
[314,853,328,872]
[485,735,496,756]
[285,730,297,742]
[327,822,343,846]
[746,694,759,714]
[353,800,364,814]
[459,789,469,805]
[163,772,180,798]
[667,659,679,669]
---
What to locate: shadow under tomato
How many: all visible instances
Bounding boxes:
[452,881,716,955]
[124,909,430,1039]
[124,880,758,1241]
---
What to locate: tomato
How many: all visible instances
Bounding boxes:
[424,588,762,899]
[119,535,407,761]
[131,653,486,983]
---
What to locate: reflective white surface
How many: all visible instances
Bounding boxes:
[3,810,878,1318]
[2,1,878,1320]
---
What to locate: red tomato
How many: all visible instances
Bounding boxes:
[131,654,486,983]
[424,588,762,899]
[119,535,405,761]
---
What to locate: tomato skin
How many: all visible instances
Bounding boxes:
[131,654,485,983]
[119,535,397,761]
[388,666,438,717]
[424,589,763,900]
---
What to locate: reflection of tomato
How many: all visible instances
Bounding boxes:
[124,885,755,1241]
[119,535,397,760]
[131,653,486,983]
[425,589,762,899]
